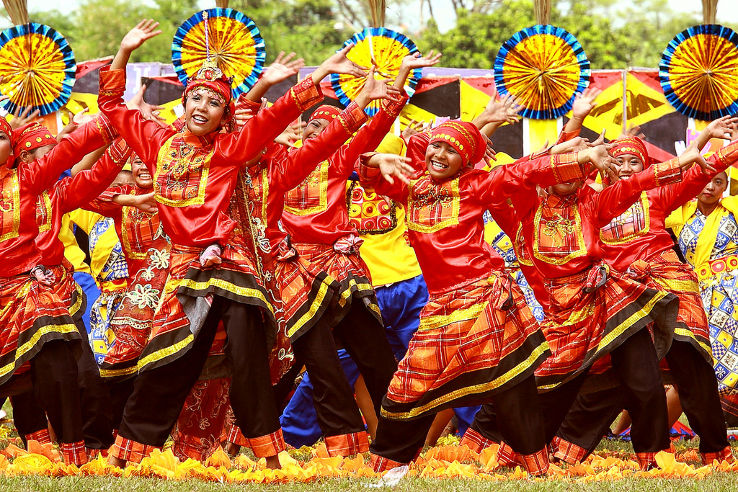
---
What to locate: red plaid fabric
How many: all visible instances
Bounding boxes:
[459,428,496,453]
[247,429,286,458]
[383,275,547,420]
[536,266,674,390]
[294,242,381,321]
[636,451,657,470]
[325,431,369,457]
[226,425,250,447]
[497,441,522,468]
[370,453,405,472]
[109,435,159,464]
[551,435,587,464]
[521,448,550,476]
[600,196,647,244]
[60,440,88,466]
[0,273,80,386]
[25,429,51,445]
[142,243,274,373]
[627,250,711,362]
[87,448,108,459]
[701,446,735,465]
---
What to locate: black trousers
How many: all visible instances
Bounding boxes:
[119,297,280,447]
[291,301,398,439]
[472,328,670,454]
[10,390,48,445]
[107,378,136,432]
[73,318,114,449]
[372,375,545,463]
[29,340,84,444]
[557,340,729,455]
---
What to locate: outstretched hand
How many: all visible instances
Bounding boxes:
[261,51,305,86]
[10,105,41,129]
[679,146,716,174]
[321,45,368,78]
[480,94,522,126]
[585,144,618,182]
[120,19,162,53]
[127,85,166,127]
[402,119,431,140]
[401,50,442,71]
[705,115,738,141]
[117,191,158,214]
[571,87,602,121]
[360,67,401,103]
[371,153,414,185]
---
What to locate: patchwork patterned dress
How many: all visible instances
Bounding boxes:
[675,196,738,419]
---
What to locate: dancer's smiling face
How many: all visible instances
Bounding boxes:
[185,89,226,136]
[425,140,464,180]
[614,153,644,179]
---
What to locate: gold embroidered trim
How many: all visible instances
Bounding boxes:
[153,135,213,208]
[407,177,461,233]
[600,192,650,245]
[0,171,20,241]
[284,161,329,216]
[532,200,587,265]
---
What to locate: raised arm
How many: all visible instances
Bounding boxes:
[21,117,118,195]
[557,87,601,143]
[98,20,175,171]
[58,138,132,212]
[473,144,616,208]
[657,139,738,211]
[591,150,707,227]
[331,71,407,177]
[274,102,368,191]
[355,152,413,204]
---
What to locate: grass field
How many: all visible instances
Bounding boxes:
[0,398,736,491]
[2,473,738,492]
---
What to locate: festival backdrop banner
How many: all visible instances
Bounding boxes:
[19,63,724,166]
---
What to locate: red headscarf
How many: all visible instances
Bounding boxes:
[12,122,56,157]
[308,105,341,123]
[182,60,234,123]
[429,120,487,166]
[610,136,650,168]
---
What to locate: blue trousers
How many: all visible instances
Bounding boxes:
[73,272,100,335]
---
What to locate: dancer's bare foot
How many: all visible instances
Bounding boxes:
[265,454,281,469]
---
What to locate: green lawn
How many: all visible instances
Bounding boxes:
[0,473,737,492]
[1,398,736,491]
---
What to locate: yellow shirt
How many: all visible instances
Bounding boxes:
[347,133,421,286]
[60,213,92,274]
[67,209,125,283]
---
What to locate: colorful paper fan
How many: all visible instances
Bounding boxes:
[0,23,76,116]
[330,27,421,116]
[172,8,266,98]
[659,24,738,121]
[493,24,590,120]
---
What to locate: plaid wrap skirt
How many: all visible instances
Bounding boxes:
[99,246,171,380]
[380,273,550,421]
[0,273,81,385]
[626,249,711,363]
[293,241,382,328]
[535,264,678,392]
